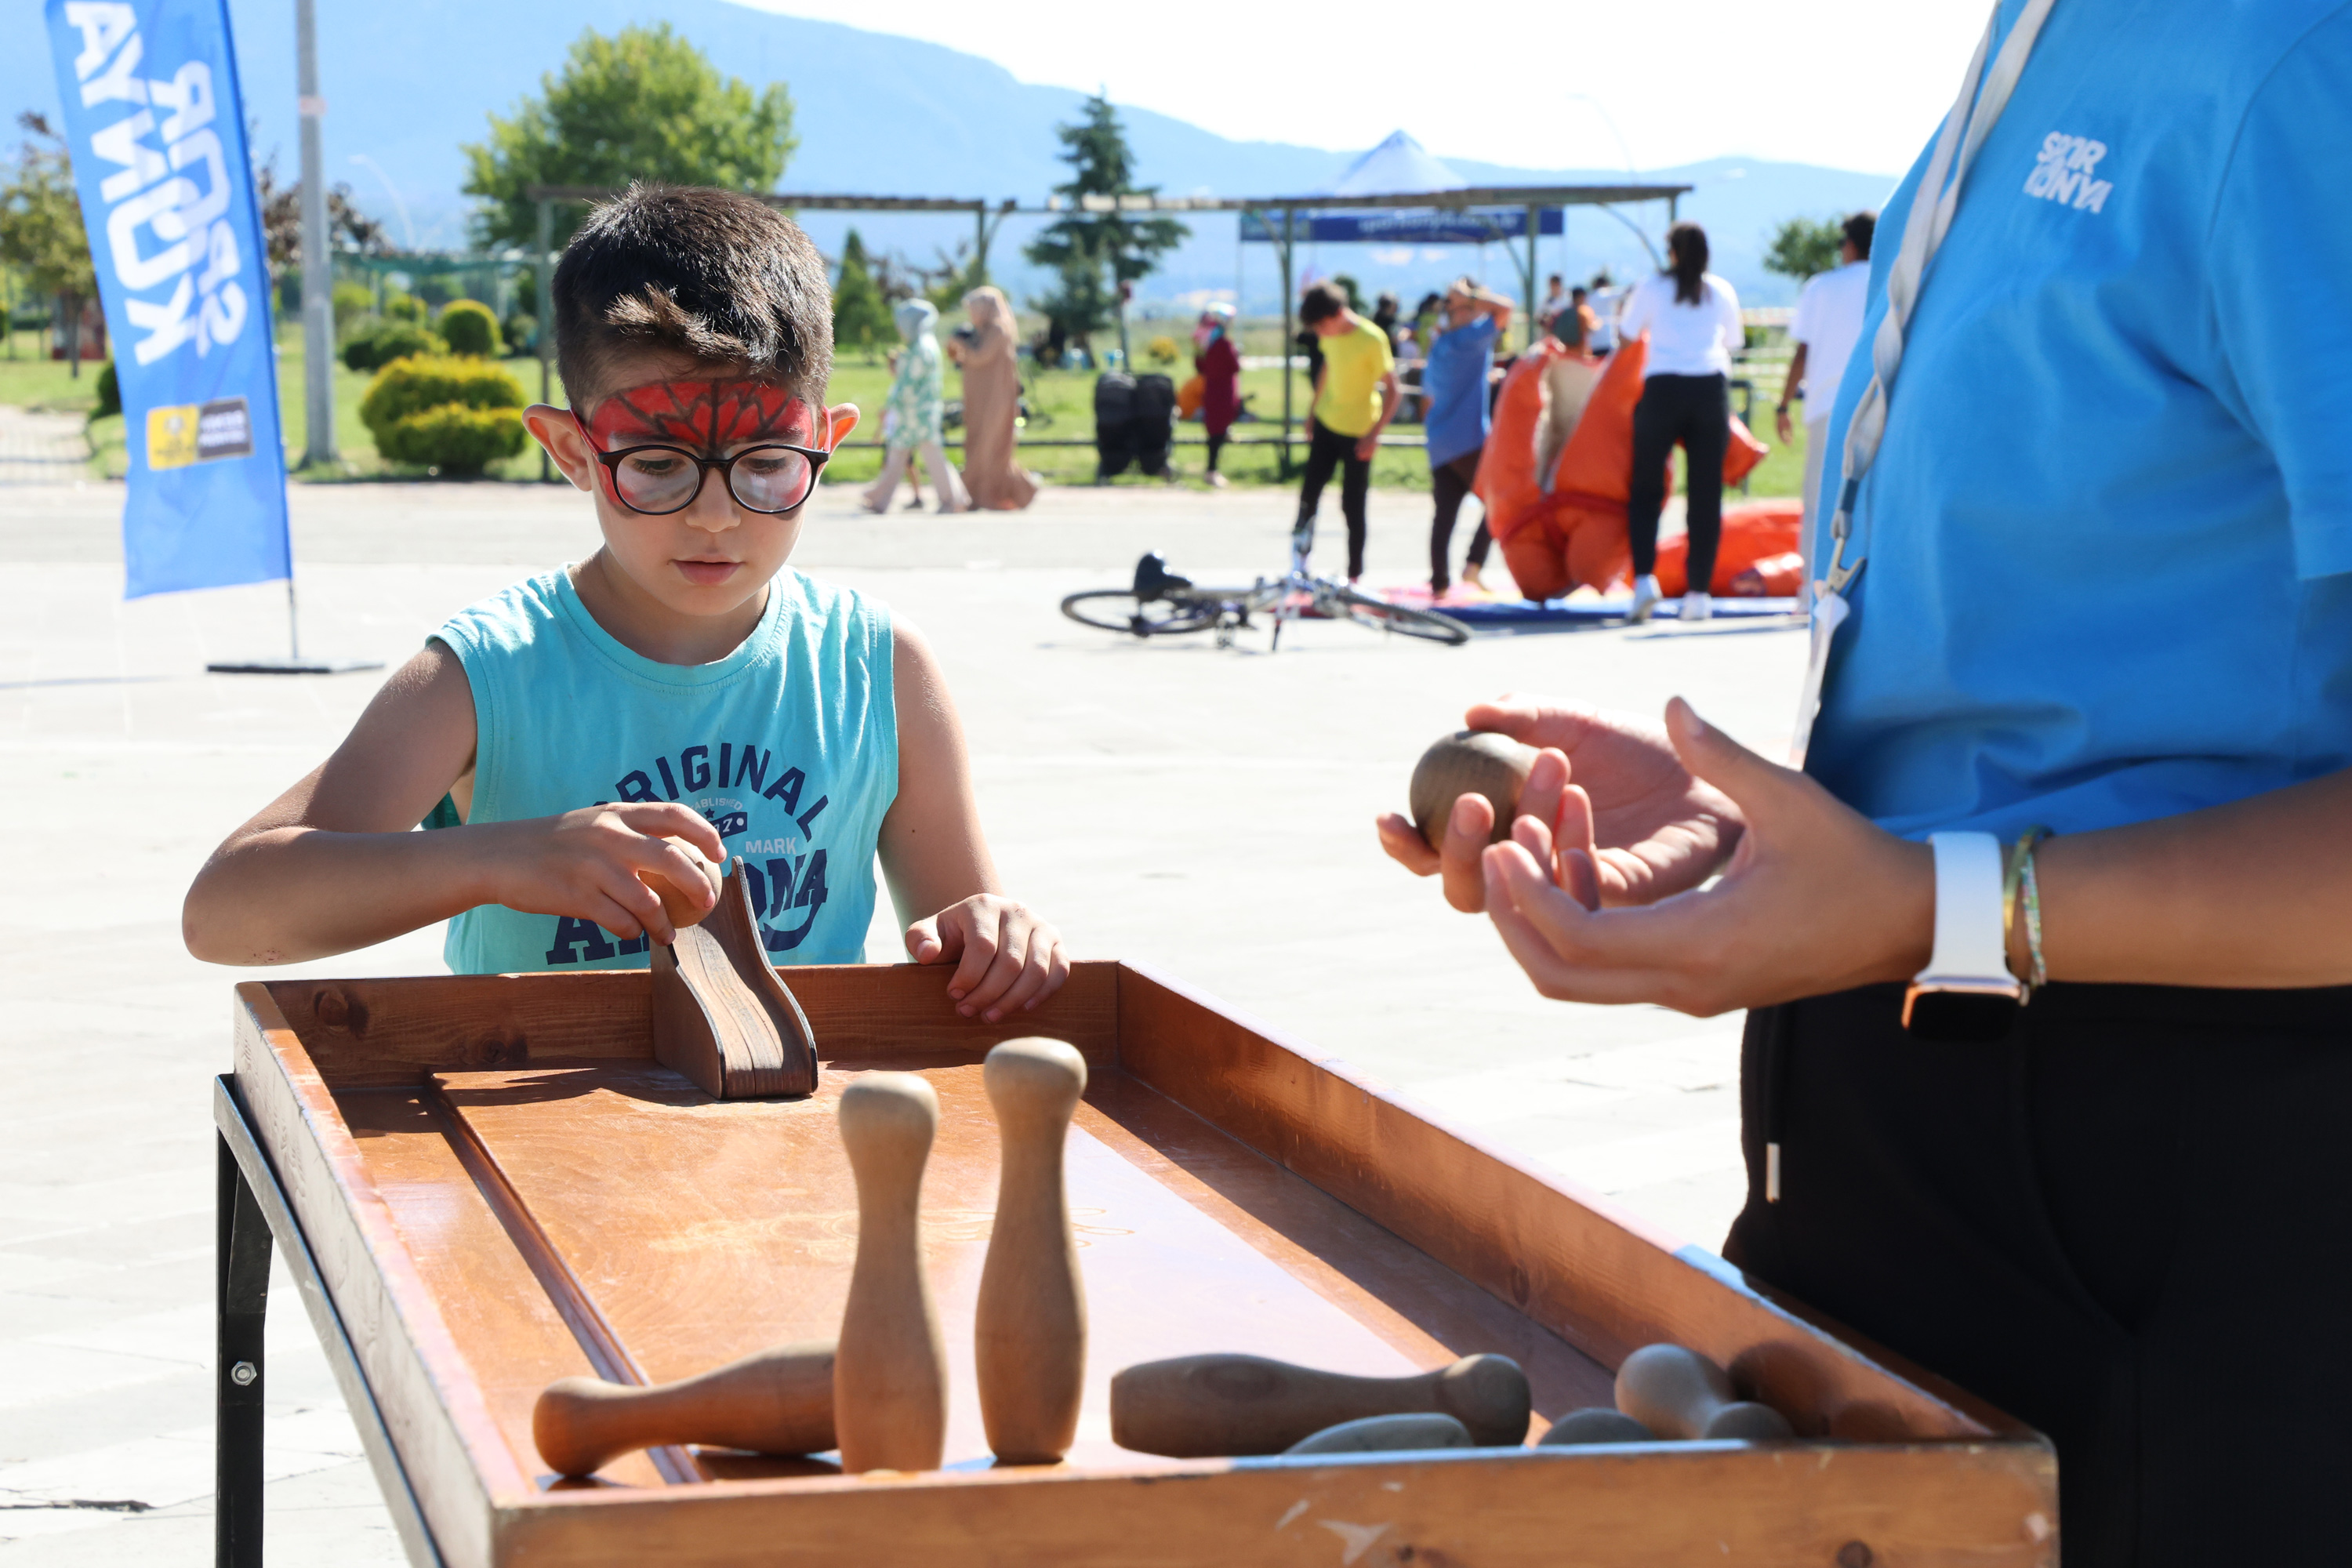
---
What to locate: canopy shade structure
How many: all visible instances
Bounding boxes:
[1323,129,1468,197]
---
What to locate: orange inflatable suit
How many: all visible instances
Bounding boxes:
[1475,335,1769,601]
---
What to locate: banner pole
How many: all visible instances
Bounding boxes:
[286,579,301,662]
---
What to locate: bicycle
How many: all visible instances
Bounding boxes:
[1059,522,1472,651]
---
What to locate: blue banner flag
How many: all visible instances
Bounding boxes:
[44,0,290,600]
[1242,208,1564,246]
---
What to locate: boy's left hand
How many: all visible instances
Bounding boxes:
[905,895,1071,1021]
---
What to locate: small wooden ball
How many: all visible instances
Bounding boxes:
[1409,731,1540,849]
[643,837,724,929]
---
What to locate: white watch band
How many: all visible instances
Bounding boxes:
[1918,832,2013,983]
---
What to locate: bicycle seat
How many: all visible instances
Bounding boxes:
[1131,552,1193,599]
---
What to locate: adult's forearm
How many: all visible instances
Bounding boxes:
[184,824,504,965]
[2014,768,2352,988]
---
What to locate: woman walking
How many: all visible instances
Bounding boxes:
[1421,278,1511,595]
[959,286,1038,510]
[1193,302,1243,488]
[1618,222,1743,621]
[862,298,967,514]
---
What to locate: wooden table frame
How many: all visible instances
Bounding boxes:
[218,961,2058,1566]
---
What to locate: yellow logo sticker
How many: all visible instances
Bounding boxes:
[147,404,200,470]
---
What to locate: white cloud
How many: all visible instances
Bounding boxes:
[734,0,1990,176]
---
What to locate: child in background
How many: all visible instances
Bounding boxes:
[184,184,1065,1022]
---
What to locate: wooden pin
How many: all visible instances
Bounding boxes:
[1536,1406,1653,1446]
[833,1073,949,1473]
[1614,1344,1794,1442]
[532,1341,835,1476]
[651,857,818,1100]
[1286,1413,1472,1455]
[1409,731,1541,849]
[1111,1352,1530,1457]
[975,1038,1089,1464]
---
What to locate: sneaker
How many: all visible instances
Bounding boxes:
[1628,574,1662,623]
[1207,471,1229,489]
[1681,590,1711,622]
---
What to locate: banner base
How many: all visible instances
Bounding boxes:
[205,658,386,676]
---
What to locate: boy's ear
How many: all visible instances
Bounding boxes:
[823,402,861,452]
[524,405,596,493]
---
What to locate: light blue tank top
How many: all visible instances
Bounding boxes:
[430,568,897,974]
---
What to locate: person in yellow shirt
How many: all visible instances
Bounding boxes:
[1294,281,1400,583]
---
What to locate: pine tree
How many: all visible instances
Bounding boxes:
[1023,93,1187,354]
[831,229,895,361]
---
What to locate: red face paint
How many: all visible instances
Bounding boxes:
[583,379,818,455]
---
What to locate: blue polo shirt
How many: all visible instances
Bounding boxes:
[1422,315,1498,468]
[1809,0,2352,840]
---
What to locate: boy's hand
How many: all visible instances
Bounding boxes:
[905,895,1071,1022]
[495,804,725,947]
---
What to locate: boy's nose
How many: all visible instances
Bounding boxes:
[683,473,741,531]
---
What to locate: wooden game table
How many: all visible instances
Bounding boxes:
[213,960,2056,1566]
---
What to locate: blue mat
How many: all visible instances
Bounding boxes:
[1440,596,1801,627]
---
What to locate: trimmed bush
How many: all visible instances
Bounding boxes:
[502,311,537,355]
[361,355,529,475]
[343,319,442,373]
[332,281,374,336]
[437,299,499,358]
[384,292,425,324]
[95,360,121,419]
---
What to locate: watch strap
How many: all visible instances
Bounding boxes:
[1921,832,2013,982]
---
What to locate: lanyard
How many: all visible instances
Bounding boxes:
[1791,0,2060,764]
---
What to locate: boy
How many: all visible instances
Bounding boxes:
[184,185,1066,1022]
[1293,281,1399,586]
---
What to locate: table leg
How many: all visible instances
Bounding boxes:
[217,1133,271,1568]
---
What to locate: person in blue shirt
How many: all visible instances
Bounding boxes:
[1381,3,2352,1560]
[1421,278,1512,595]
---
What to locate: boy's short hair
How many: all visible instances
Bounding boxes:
[1299,281,1348,324]
[1842,209,1878,261]
[553,183,833,408]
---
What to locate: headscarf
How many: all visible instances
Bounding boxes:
[963,286,1015,341]
[1192,299,1235,351]
[894,297,938,343]
[884,297,944,448]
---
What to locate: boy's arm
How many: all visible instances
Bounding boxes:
[183,642,722,964]
[879,620,1069,1021]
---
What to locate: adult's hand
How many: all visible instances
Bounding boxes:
[1479,698,1933,1015]
[1376,695,1744,911]
[1773,405,1796,445]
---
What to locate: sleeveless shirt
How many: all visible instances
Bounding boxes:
[430,568,897,974]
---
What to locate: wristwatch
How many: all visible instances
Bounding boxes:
[1901,832,2024,1043]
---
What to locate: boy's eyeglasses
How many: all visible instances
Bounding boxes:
[574,415,829,517]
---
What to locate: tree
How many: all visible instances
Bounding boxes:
[830,229,893,361]
[1023,93,1186,358]
[254,159,390,278]
[0,114,96,376]
[462,24,797,249]
[1764,216,1846,283]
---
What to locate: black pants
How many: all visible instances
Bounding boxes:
[1296,418,1370,579]
[1727,982,2352,1568]
[1206,428,1229,473]
[1628,372,1727,591]
[1428,452,1490,592]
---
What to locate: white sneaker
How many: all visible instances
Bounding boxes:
[1680,591,1711,622]
[1628,575,1662,623]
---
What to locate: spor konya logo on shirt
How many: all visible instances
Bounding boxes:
[2025,132,2114,214]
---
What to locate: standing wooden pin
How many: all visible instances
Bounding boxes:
[975,1038,1089,1463]
[833,1073,949,1472]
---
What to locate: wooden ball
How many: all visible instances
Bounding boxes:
[642,837,724,929]
[1409,731,1540,849]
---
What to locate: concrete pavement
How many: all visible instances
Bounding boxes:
[1,474,1792,1559]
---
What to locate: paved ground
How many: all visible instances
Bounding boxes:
[0,473,1793,1559]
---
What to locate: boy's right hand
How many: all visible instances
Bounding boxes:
[492,804,725,947]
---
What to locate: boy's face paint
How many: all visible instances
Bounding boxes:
[583,378,820,456]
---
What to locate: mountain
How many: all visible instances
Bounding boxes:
[12,2,1898,308]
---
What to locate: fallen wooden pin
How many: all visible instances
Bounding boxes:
[650,855,818,1099]
[533,1342,837,1477]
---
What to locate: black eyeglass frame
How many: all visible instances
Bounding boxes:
[572,412,831,517]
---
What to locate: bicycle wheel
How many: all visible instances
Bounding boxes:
[1059,590,1223,637]
[1333,588,1473,646]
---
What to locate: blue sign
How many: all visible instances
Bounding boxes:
[44,0,290,599]
[1242,208,1564,245]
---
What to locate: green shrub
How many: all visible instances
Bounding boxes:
[384,292,425,324]
[343,320,442,373]
[94,360,120,419]
[437,299,499,358]
[502,311,537,355]
[332,281,375,336]
[361,354,530,474]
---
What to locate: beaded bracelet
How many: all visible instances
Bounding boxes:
[2003,826,2054,996]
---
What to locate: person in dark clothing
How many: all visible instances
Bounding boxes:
[1618,222,1744,622]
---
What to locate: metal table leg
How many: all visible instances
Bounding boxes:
[217,1134,271,1567]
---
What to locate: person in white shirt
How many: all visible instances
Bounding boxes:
[1617,223,1744,621]
[1777,212,1878,609]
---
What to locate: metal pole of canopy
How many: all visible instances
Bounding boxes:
[1278,207,1295,478]
[1525,205,1540,351]
[536,198,554,481]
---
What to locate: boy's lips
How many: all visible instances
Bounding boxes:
[675,558,743,586]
